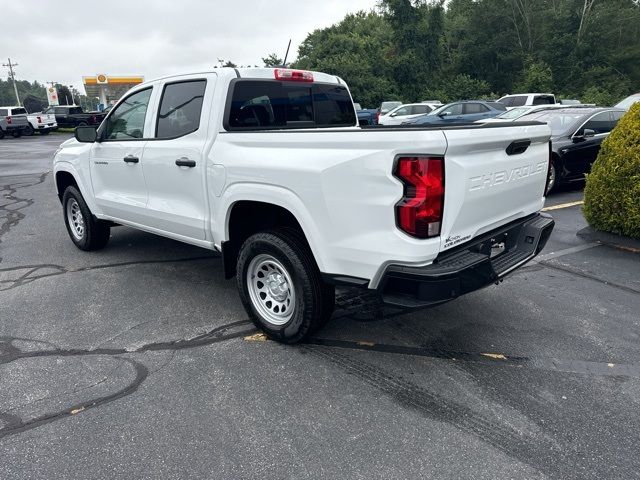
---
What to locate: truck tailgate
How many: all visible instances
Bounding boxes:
[440,123,551,251]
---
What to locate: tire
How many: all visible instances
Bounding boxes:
[0,128,4,139]
[236,228,335,344]
[62,186,111,251]
[39,129,50,135]
[546,157,559,194]
[24,125,34,136]
[11,130,21,138]
[77,121,88,127]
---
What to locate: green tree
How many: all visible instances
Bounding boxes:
[262,53,284,67]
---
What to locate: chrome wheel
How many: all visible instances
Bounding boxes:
[246,254,295,326]
[66,198,85,240]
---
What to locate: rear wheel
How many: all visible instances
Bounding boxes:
[11,130,21,138]
[62,186,111,251]
[23,125,34,136]
[39,129,50,135]
[0,128,4,139]
[236,228,335,343]
[77,121,88,127]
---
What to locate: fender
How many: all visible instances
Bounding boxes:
[215,182,329,272]
[53,161,103,216]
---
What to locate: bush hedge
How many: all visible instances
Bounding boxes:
[583,102,640,239]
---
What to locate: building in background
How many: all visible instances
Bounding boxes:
[82,74,144,110]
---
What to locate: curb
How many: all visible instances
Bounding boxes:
[577,227,640,253]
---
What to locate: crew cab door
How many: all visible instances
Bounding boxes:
[90,87,154,223]
[139,75,215,240]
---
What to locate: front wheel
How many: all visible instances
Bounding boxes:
[62,186,111,251]
[236,229,335,343]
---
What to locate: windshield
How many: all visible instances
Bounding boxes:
[380,101,401,113]
[615,94,640,110]
[521,111,586,135]
[429,103,453,115]
[496,107,531,119]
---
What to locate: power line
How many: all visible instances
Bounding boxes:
[2,58,21,106]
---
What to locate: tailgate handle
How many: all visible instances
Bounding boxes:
[506,139,531,156]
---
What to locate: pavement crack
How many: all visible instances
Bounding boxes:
[0,256,216,292]
[0,320,254,439]
[0,172,49,263]
[539,260,640,295]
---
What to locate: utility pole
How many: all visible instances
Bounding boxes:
[3,58,21,106]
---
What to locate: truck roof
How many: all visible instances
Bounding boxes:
[144,67,343,87]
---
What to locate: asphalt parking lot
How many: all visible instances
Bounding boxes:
[1,134,639,479]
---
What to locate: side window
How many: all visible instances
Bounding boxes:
[442,104,463,115]
[464,103,489,114]
[69,107,82,114]
[512,96,528,107]
[156,80,206,139]
[412,105,432,114]
[103,88,152,140]
[393,106,411,116]
[579,112,614,135]
[55,107,66,114]
[611,111,624,125]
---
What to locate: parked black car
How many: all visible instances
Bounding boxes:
[41,105,106,128]
[519,107,625,192]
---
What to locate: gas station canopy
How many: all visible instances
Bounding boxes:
[82,74,144,106]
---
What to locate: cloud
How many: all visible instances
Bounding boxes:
[2,0,377,93]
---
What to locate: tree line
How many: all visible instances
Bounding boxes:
[293,0,640,108]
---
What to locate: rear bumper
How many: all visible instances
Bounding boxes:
[378,213,554,308]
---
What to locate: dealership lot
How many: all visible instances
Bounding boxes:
[1,135,639,479]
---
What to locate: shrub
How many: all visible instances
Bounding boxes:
[583,103,640,238]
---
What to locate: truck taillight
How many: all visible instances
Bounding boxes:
[274,69,314,82]
[37,116,42,123]
[394,156,445,238]
[6,116,11,124]
[376,111,381,123]
[544,141,552,197]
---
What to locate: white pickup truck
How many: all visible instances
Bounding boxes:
[0,106,57,136]
[53,68,554,343]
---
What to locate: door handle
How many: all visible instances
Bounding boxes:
[175,157,196,167]
[123,155,139,164]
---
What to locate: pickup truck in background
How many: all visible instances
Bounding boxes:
[1,106,58,135]
[354,103,378,125]
[43,105,105,128]
[53,67,554,343]
[0,106,30,138]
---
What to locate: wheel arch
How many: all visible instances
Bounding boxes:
[221,199,322,280]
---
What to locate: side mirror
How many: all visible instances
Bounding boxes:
[439,111,451,117]
[75,126,97,143]
[390,112,397,117]
[583,128,596,137]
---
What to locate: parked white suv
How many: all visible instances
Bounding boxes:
[378,103,439,125]
[497,93,556,109]
[53,68,554,343]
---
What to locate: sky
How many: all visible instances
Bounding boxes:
[2,0,377,94]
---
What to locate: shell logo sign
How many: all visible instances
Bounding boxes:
[46,86,59,106]
[96,74,108,84]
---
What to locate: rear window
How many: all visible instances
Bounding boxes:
[12,108,27,115]
[0,109,7,116]
[532,95,555,105]
[227,81,356,130]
